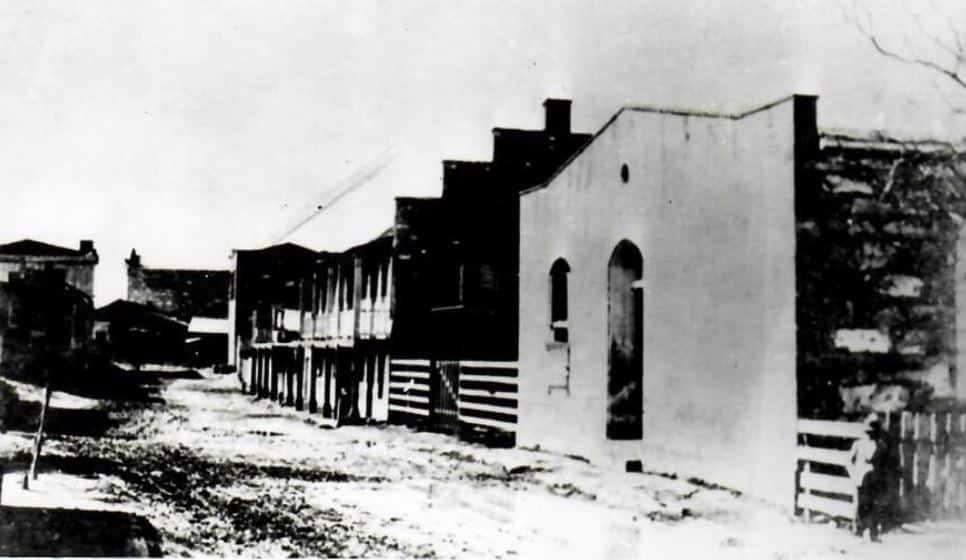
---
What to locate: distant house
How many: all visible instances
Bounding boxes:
[126,249,230,323]
[0,267,94,381]
[124,249,230,367]
[94,299,188,366]
[0,239,98,299]
[227,242,318,368]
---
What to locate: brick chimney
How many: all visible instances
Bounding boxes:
[126,249,144,302]
[79,239,94,254]
[125,248,141,269]
[543,98,572,135]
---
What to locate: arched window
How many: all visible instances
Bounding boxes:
[549,258,571,343]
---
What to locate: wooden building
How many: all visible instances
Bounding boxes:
[388,99,590,443]
[241,232,392,424]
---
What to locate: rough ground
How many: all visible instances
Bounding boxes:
[2,372,964,558]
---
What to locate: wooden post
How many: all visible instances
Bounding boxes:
[23,382,52,489]
[957,414,966,516]
[308,350,318,414]
[899,411,911,516]
[941,413,952,516]
[800,431,812,523]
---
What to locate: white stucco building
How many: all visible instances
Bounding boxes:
[517,95,816,508]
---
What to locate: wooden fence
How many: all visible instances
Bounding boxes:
[388,358,432,420]
[796,412,966,523]
[456,360,517,439]
[388,358,518,445]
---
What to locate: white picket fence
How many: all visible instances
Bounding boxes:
[796,412,966,523]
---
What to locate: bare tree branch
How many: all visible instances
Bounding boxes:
[910,6,963,64]
[845,0,966,92]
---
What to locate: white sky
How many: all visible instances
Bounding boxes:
[2,0,965,306]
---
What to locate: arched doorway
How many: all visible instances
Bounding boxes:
[607,240,643,440]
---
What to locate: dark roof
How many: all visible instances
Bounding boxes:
[0,239,86,257]
[345,227,394,254]
[241,242,318,258]
[96,299,188,328]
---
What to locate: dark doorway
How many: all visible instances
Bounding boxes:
[607,240,643,440]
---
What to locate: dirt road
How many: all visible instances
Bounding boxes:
[2,372,964,558]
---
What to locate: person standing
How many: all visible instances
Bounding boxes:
[847,412,889,541]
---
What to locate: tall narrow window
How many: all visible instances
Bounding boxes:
[346,262,354,310]
[549,258,570,343]
[369,261,379,301]
[380,260,389,298]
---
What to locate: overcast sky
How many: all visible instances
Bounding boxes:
[2,0,965,306]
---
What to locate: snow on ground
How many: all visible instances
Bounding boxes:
[2,372,964,558]
[2,377,105,409]
[0,469,139,513]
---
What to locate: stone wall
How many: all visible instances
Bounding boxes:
[797,131,966,416]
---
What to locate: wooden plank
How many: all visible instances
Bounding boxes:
[459,387,516,399]
[459,414,516,432]
[797,445,850,467]
[391,359,431,367]
[459,379,518,393]
[954,445,966,511]
[798,419,864,439]
[899,433,913,512]
[458,400,517,416]
[459,360,519,370]
[388,394,429,405]
[459,372,518,383]
[388,404,429,416]
[388,381,430,391]
[799,471,855,496]
[797,492,856,520]
[938,447,952,514]
[390,370,431,379]
[459,393,517,409]
[458,370,516,383]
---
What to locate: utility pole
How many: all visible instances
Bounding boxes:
[23,381,52,489]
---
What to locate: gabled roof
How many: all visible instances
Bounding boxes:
[520,94,807,196]
[252,242,317,255]
[0,239,86,257]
